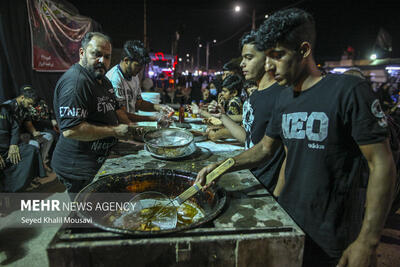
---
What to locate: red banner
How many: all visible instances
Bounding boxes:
[27,0,93,72]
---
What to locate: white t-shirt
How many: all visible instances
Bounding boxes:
[106,64,141,113]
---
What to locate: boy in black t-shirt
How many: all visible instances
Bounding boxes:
[213,31,286,194]
[196,8,396,267]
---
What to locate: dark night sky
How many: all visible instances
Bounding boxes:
[66,0,400,69]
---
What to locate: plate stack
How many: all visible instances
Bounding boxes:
[141,92,161,104]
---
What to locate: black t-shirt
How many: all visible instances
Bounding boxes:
[52,64,120,180]
[266,74,388,257]
[242,83,285,192]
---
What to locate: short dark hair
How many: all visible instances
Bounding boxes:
[20,85,39,103]
[81,32,111,50]
[222,59,242,74]
[256,8,316,51]
[222,74,243,94]
[121,40,151,65]
[240,31,257,50]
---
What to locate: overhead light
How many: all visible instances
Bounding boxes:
[370,54,377,60]
[199,44,202,48]
[385,66,400,70]
[186,54,190,57]
[213,39,217,43]
[235,6,241,12]
[332,68,348,73]
[178,58,182,62]
[265,14,269,18]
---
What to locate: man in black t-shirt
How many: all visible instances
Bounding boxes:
[52,32,138,194]
[196,8,396,267]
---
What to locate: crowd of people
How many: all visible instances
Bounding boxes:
[1,6,399,267]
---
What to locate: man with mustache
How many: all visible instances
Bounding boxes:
[52,32,137,194]
[106,40,173,122]
[196,8,396,266]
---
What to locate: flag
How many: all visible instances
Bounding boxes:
[27,0,94,72]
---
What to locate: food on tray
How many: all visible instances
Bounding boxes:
[104,200,205,231]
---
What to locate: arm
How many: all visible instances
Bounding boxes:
[62,121,128,141]
[227,114,243,123]
[24,120,40,137]
[196,135,281,186]
[207,127,234,142]
[219,114,246,143]
[135,99,155,112]
[273,146,287,197]
[8,112,21,164]
[338,139,396,267]
[115,108,133,125]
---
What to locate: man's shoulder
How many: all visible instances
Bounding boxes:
[106,65,123,83]
[56,64,92,94]
[323,73,367,91]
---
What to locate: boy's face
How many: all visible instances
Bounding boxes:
[240,44,266,81]
[221,87,236,101]
[265,44,303,87]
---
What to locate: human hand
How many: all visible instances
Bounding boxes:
[337,239,378,267]
[188,103,200,115]
[0,154,5,169]
[7,145,21,165]
[113,124,129,138]
[158,104,174,113]
[207,129,222,142]
[207,100,218,113]
[53,124,60,133]
[195,162,220,188]
[128,125,145,137]
[34,133,47,144]
[203,117,222,126]
[217,94,225,107]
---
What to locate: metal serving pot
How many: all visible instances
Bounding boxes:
[75,169,226,236]
[143,128,197,159]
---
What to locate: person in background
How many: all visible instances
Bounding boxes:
[0,88,46,192]
[177,86,192,105]
[19,86,58,172]
[201,87,216,104]
[219,74,243,115]
[196,8,396,266]
[221,58,243,80]
[106,40,173,122]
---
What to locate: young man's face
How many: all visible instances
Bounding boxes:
[265,44,303,87]
[80,36,112,80]
[127,61,143,77]
[240,44,265,81]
